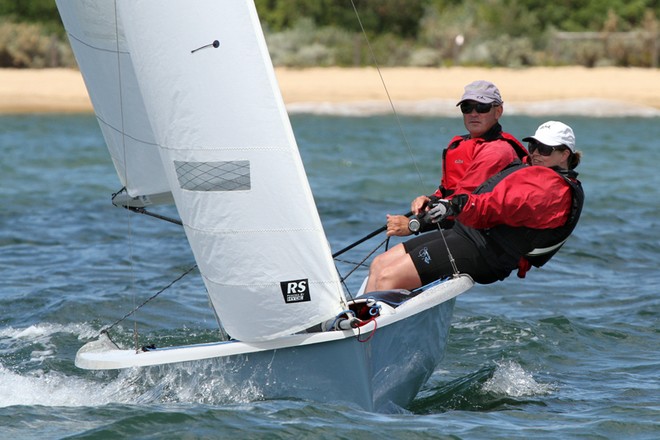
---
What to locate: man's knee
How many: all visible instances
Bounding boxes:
[374,263,407,290]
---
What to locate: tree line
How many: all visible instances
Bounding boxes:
[0,0,658,68]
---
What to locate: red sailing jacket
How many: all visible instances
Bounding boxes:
[458,166,573,229]
[455,164,582,278]
[433,128,527,199]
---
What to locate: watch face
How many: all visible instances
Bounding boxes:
[409,218,421,232]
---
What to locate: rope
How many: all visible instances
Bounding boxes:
[357,319,378,343]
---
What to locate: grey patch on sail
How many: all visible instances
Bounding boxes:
[175,160,251,191]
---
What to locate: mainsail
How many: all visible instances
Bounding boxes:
[58,0,347,341]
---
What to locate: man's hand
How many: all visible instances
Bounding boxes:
[386,214,412,237]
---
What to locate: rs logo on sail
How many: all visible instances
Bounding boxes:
[280,279,311,303]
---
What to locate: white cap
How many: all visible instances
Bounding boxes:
[523,121,576,152]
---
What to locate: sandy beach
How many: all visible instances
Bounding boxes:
[1,66,659,116]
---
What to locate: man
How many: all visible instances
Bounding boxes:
[385,79,528,237]
[366,121,583,292]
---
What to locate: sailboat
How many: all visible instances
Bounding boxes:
[56,0,474,412]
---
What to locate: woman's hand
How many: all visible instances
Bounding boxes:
[411,195,431,215]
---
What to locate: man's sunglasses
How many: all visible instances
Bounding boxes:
[460,102,499,114]
[528,141,562,156]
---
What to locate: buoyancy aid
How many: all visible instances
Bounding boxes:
[437,123,528,198]
[465,162,584,274]
[524,169,583,267]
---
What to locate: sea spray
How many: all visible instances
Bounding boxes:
[481,360,554,397]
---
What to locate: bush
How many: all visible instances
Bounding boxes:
[605,31,648,66]
[266,18,353,67]
[409,47,442,67]
[0,20,74,68]
[484,35,537,67]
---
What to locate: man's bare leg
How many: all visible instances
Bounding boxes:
[365,244,422,292]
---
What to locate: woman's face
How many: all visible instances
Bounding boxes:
[529,143,570,168]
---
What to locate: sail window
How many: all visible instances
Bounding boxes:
[175,160,251,191]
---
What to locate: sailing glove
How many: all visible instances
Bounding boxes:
[427,200,449,222]
[427,194,468,223]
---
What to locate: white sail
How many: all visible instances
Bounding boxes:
[55,0,170,201]
[105,0,346,341]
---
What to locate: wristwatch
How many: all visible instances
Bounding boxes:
[408,217,421,234]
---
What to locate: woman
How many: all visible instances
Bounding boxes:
[364,121,584,293]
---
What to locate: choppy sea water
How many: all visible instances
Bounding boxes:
[1,111,658,439]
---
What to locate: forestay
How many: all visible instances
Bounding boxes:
[59,0,348,341]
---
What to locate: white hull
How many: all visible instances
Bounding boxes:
[76,275,472,411]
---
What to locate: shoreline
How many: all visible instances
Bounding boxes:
[1,67,659,117]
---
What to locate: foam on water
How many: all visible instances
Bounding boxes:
[0,322,267,408]
[481,360,554,397]
[0,322,98,341]
[0,322,138,407]
[0,365,138,407]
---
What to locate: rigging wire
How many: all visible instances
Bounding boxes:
[339,237,389,298]
[349,0,425,188]
[340,237,388,281]
[113,1,140,352]
[100,264,198,337]
[340,1,458,281]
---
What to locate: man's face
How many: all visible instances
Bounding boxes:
[461,101,503,137]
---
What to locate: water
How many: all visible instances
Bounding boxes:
[1,112,658,439]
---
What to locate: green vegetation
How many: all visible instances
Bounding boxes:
[0,0,71,67]
[0,0,658,68]
[256,0,660,67]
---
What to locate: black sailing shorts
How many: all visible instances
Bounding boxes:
[403,229,501,285]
